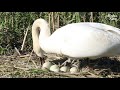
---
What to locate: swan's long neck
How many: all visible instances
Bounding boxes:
[32,18,51,57]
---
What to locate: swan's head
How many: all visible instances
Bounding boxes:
[33,18,49,30]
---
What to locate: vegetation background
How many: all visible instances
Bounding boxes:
[0,12,120,55]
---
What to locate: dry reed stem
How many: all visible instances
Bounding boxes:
[57,14,59,28]
[1,54,30,58]
[27,50,38,69]
[87,71,101,78]
[90,12,93,22]
[52,12,55,31]
[49,13,51,29]
[13,65,29,71]
[21,26,29,51]
[14,47,21,55]
[83,14,86,22]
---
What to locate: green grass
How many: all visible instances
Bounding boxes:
[0,55,120,78]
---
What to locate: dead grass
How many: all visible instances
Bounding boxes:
[0,54,120,78]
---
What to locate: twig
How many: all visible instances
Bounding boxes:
[2,54,30,59]
[19,54,30,58]
[57,13,59,28]
[15,47,21,55]
[28,49,34,63]
[13,65,29,71]
[27,50,38,69]
[87,71,102,78]
[52,12,55,31]
[90,12,93,22]
[83,13,86,22]
[21,26,29,51]
[49,13,51,29]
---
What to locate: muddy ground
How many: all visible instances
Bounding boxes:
[0,53,120,78]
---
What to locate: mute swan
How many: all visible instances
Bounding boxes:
[32,18,120,64]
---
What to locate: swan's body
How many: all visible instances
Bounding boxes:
[32,18,120,60]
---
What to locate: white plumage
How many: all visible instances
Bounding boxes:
[32,18,120,60]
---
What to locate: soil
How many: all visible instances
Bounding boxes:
[0,53,120,78]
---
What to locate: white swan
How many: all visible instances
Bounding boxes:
[32,18,120,61]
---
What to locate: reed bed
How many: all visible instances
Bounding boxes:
[0,12,120,55]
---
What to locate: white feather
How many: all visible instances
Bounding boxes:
[32,18,120,59]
